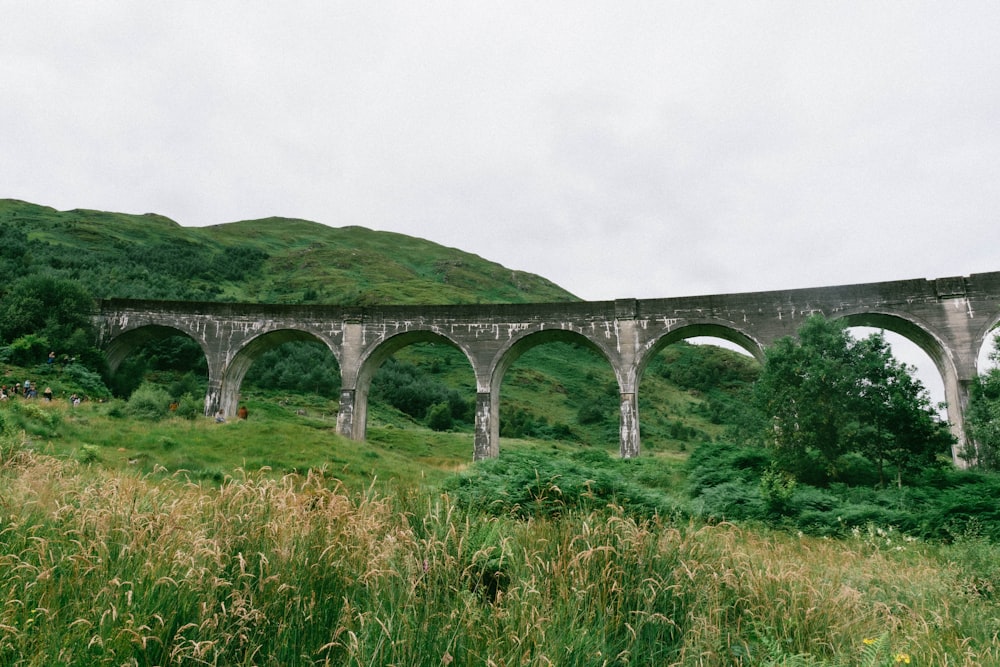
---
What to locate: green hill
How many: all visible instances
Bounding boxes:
[0,199,574,305]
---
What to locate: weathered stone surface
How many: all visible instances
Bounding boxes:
[95,271,1000,465]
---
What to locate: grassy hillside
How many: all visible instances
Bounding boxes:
[0,199,574,304]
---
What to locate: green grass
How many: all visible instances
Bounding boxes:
[0,332,741,492]
[0,443,996,665]
[1,362,998,665]
[5,397,475,491]
[1,199,576,305]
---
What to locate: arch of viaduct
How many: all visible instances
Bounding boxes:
[95,271,1000,466]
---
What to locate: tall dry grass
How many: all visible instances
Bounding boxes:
[0,444,997,666]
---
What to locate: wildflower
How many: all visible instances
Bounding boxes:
[894,653,911,664]
[863,638,877,646]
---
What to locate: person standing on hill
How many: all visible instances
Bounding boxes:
[42,386,53,401]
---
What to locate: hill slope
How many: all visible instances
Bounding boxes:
[0,199,575,305]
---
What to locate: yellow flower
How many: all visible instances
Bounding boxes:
[863,638,878,646]
[895,654,911,664]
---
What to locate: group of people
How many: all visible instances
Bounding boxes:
[0,380,54,401]
[0,381,82,405]
[2,350,86,404]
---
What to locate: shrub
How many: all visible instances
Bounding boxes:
[370,358,460,421]
[577,403,605,425]
[76,444,100,464]
[759,462,797,515]
[125,383,173,421]
[692,480,767,523]
[686,441,771,495]
[920,480,1000,542]
[5,334,50,366]
[168,372,203,401]
[174,392,203,420]
[61,363,112,400]
[4,401,60,436]
[443,448,681,520]
[426,401,453,431]
[103,400,127,419]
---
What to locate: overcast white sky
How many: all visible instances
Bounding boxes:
[5,1,1000,304]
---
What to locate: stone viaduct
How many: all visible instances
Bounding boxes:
[94,271,1000,466]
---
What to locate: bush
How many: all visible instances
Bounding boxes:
[103,400,126,419]
[692,480,767,523]
[653,341,760,393]
[759,463,797,515]
[577,403,606,425]
[125,383,173,421]
[77,444,100,464]
[920,480,1000,542]
[831,451,881,487]
[168,372,203,401]
[61,363,111,400]
[426,402,453,431]
[5,334,50,367]
[442,448,682,520]
[681,439,1000,541]
[174,392,203,420]
[686,441,771,495]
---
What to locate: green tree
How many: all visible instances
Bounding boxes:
[752,316,951,484]
[426,401,454,431]
[0,275,98,361]
[966,333,1000,471]
[4,333,50,366]
[853,334,953,487]
[752,316,859,481]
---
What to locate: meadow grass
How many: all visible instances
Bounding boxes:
[2,396,480,491]
[1,434,997,666]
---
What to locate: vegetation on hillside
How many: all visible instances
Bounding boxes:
[1,443,997,665]
[750,316,953,487]
[2,199,1000,663]
[967,333,1000,470]
[0,199,574,305]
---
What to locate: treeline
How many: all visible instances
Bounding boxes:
[0,224,268,301]
[0,223,268,399]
